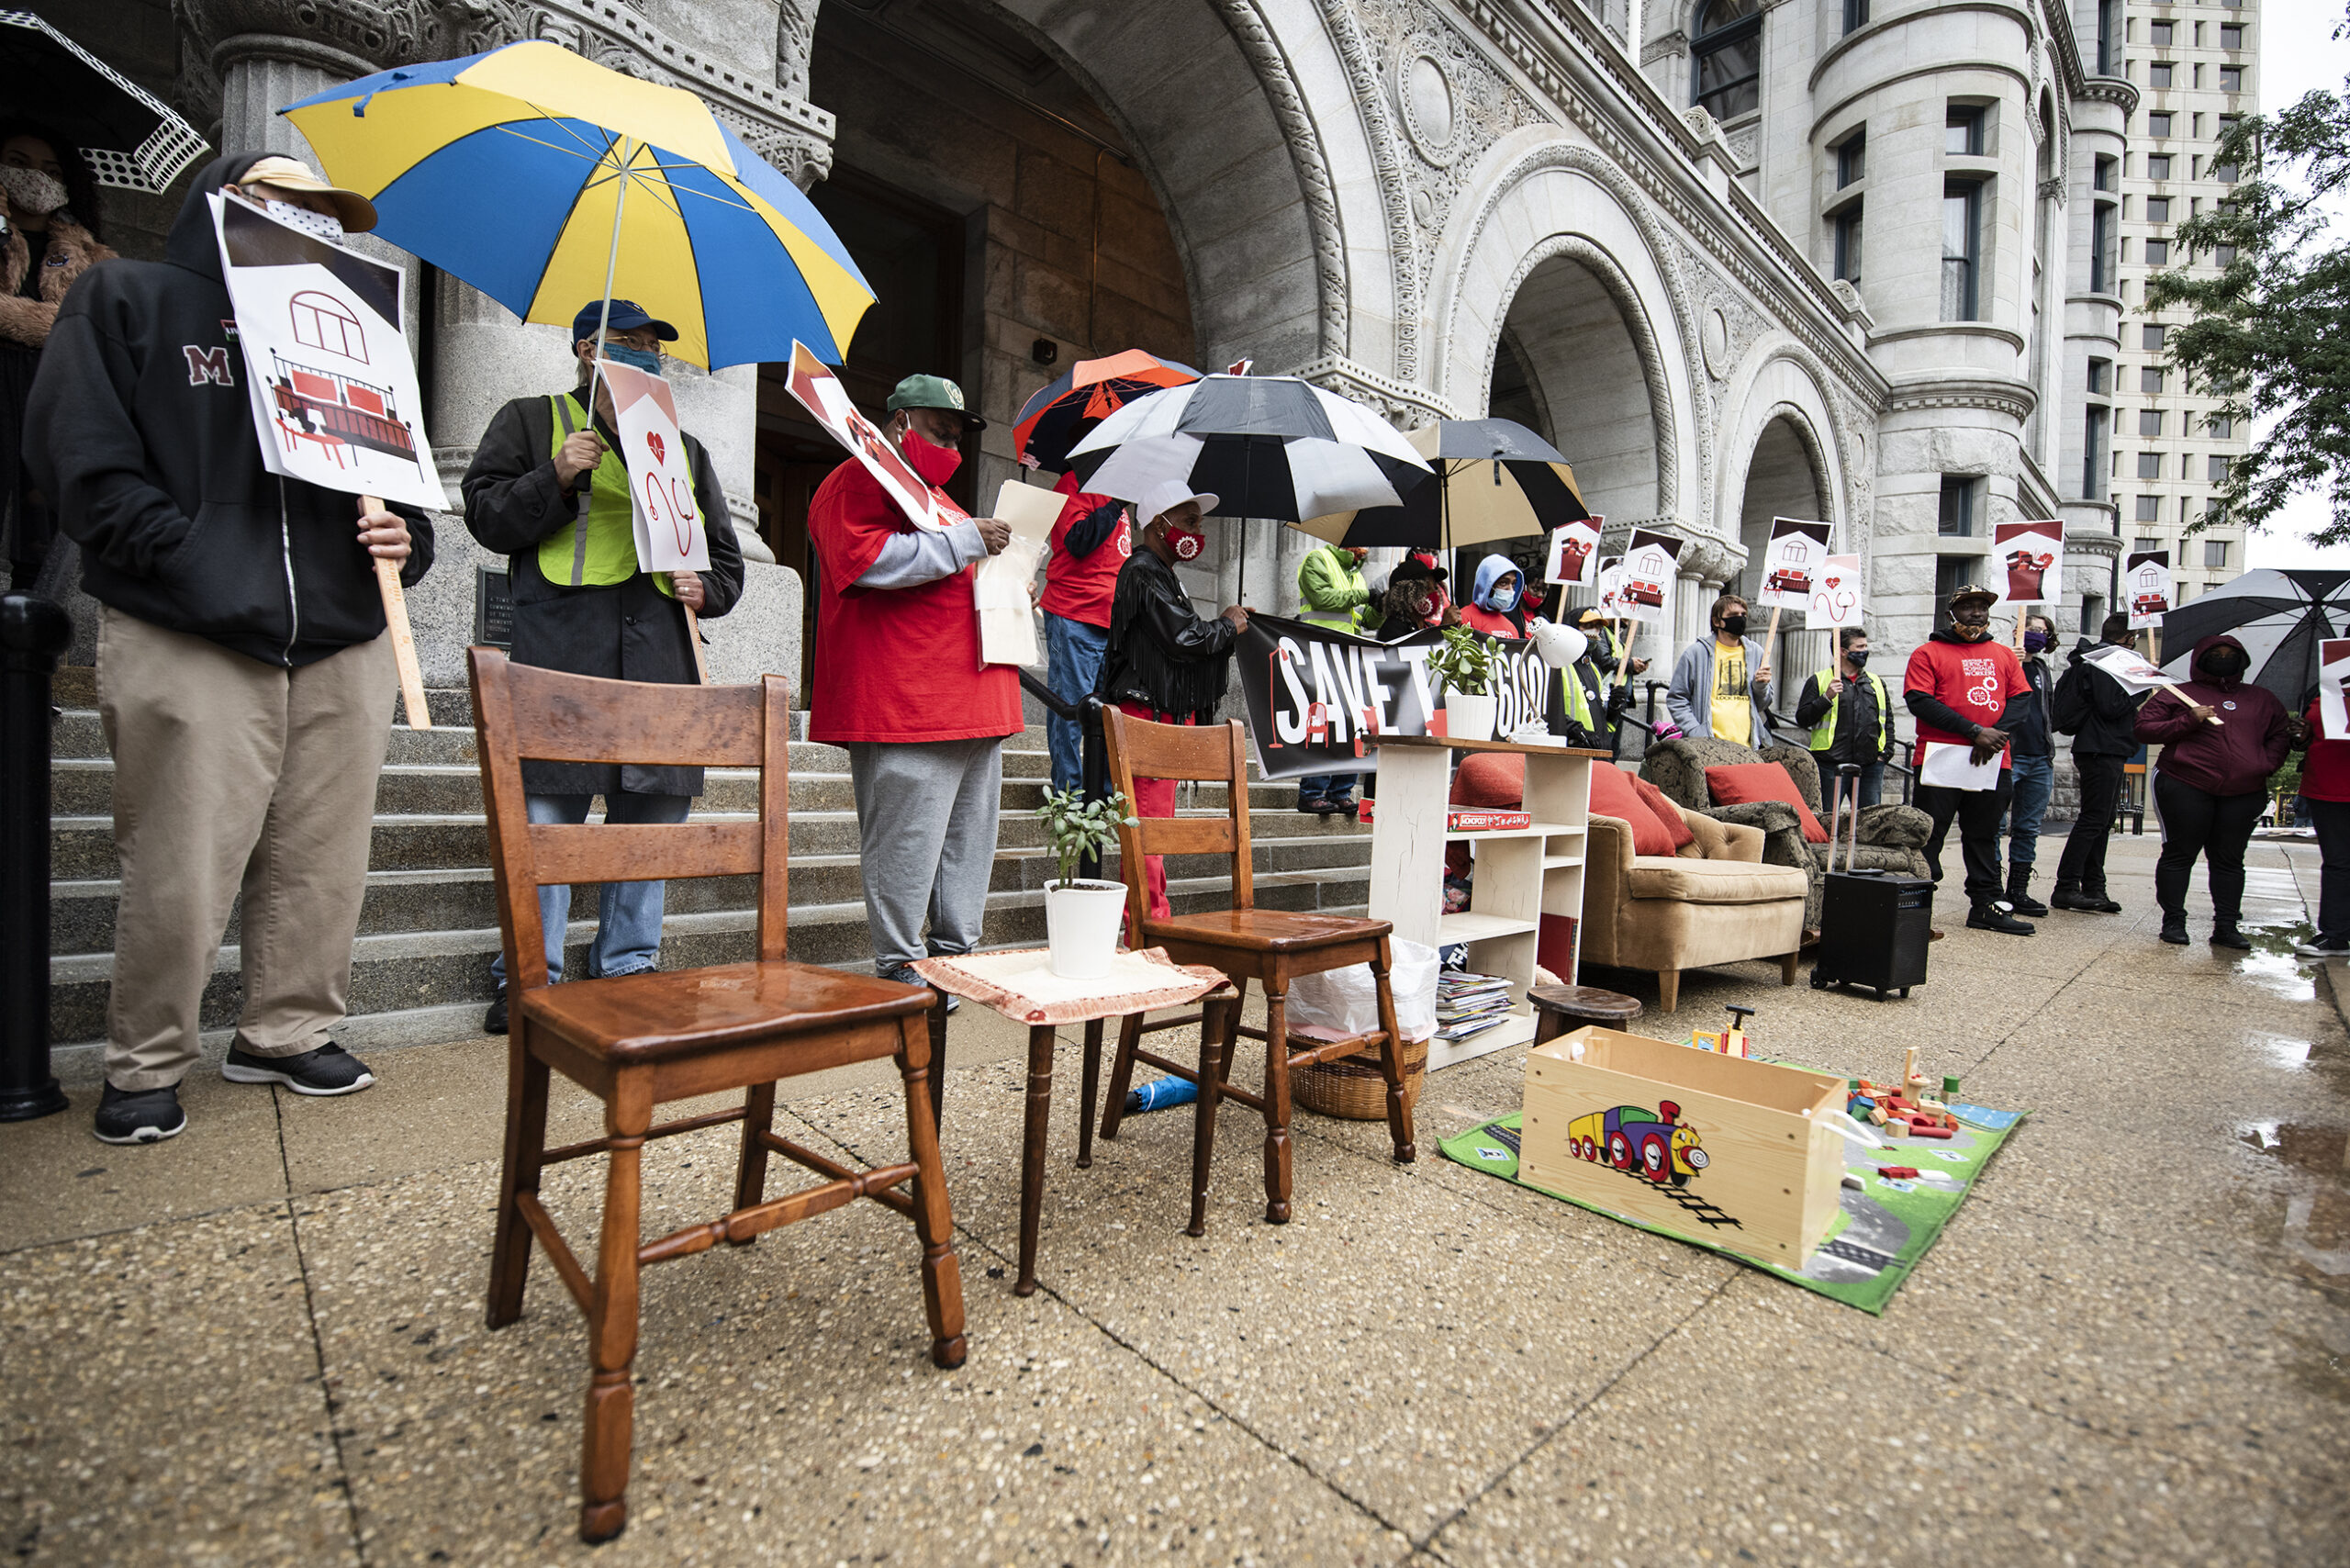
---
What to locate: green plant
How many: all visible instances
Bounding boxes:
[1035,787,1138,887]
[1424,622,1494,698]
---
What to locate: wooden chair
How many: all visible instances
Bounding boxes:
[468,651,964,1544]
[1092,711,1414,1228]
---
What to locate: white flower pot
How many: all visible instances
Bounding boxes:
[1044,879,1127,979]
[1444,691,1497,744]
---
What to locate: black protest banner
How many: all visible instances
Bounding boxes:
[1234,614,1561,780]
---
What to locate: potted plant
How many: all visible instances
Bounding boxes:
[1035,787,1138,979]
[1425,623,1498,742]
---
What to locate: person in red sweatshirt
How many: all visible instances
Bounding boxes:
[2136,633,2296,948]
[1902,585,2035,935]
[1038,469,1128,795]
[2293,691,2350,958]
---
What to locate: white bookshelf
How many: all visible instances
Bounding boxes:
[1365,736,1602,1071]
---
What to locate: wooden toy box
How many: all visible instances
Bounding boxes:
[1520,1026,1846,1266]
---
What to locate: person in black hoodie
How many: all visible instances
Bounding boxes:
[1996,612,2061,916]
[1095,479,1247,926]
[27,152,433,1144]
[2049,613,2150,913]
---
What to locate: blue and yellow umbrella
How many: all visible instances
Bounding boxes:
[281,41,873,369]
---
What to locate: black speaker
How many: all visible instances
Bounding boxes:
[1811,868,1933,999]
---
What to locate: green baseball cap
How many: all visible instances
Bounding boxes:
[885,373,985,430]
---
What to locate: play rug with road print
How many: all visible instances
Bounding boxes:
[1439,1094,2028,1314]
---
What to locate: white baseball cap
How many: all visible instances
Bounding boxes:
[1138,479,1219,528]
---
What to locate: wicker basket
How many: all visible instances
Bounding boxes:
[1291,1032,1429,1119]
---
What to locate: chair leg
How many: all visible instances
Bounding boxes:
[729,1081,777,1246]
[1097,1010,1146,1141]
[1369,941,1416,1164]
[578,1078,650,1544]
[1779,950,1800,986]
[925,989,949,1138]
[1261,983,1294,1225]
[487,1031,550,1330]
[1187,997,1228,1238]
[896,1015,968,1370]
[1658,969,1681,1013]
[1076,1017,1104,1170]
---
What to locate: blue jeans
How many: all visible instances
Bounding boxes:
[2004,753,2053,867]
[1300,773,1358,801]
[1816,756,1885,810]
[1045,613,1108,796]
[489,790,691,989]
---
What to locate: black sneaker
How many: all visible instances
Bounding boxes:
[2294,934,2350,958]
[483,991,509,1035]
[1965,902,2035,935]
[2210,923,2254,951]
[94,1083,185,1145]
[2158,913,2190,946]
[881,964,956,1014]
[221,1042,375,1096]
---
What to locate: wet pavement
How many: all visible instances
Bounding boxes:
[3,833,2345,1565]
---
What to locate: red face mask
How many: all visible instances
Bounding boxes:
[1164,524,1205,561]
[899,422,961,487]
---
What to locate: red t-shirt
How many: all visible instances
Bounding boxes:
[2303,700,2350,801]
[806,458,1022,745]
[1903,636,2028,767]
[1459,603,1522,639]
[1038,469,1130,627]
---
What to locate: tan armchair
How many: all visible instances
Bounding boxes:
[1579,801,1809,1013]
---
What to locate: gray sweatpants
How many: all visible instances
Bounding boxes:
[845,737,1004,972]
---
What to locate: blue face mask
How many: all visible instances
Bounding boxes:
[1488,584,1519,613]
[602,343,663,375]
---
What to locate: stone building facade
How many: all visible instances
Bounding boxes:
[59,0,2162,728]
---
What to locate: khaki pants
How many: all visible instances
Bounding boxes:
[97,609,395,1090]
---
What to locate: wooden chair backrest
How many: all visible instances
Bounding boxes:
[468,648,791,993]
[1100,711,1253,936]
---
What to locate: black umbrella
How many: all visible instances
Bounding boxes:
[1296,418,1590,550]
[0,11,210,193]
[2158,567,2350,708]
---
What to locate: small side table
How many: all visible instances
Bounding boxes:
[1528,983,1643,1047]
[912,947,1230,1296]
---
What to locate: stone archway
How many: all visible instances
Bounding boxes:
[1498,245,1672,526]
[1729,406,1835,697]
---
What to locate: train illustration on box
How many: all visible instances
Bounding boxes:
[1565,1101,1709,1185]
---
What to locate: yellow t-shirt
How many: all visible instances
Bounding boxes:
[1711,640,1752,746]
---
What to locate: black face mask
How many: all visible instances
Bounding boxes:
[1719,614,1748,637]
[1846,649,1870,668]
[2200,651,2245,679]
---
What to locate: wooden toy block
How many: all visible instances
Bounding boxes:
[1878,1166,1921,1180]
[1908,1124,1953,1140]
[1522,1025,1846,1267]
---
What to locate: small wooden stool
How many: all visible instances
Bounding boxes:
[1528,984,1643,1047]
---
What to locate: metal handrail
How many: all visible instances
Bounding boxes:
[1015,667,1110,881]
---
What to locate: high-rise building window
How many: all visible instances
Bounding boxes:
[2138,452,2163,479]
[2143,324,2167,353]
[2142,366,2166,394]
[2216,244,2238,265]
[1836,130,1866,187]
[2145,239,2171,264]
[1842,0,1869,35]
[1939,476,1979,536]
[1945,106,1985,156]
[2139,409,2164,437]
[2150,62,2175,90]
[2149,20,2175,45]
[2097,0,2118,73]
[2205,539,2230,569]
[1933,555,1982,627]
[2208,414,2234,438]
[2136,495,2162,521]
[2148,153,2173,181]
[2134,536,2161,554]
[2221,23,2245,50]
[2220,65,2244,93]
[2088,359,2111,394]
[2092,202,2118,292]
[2147,196,2171,222]
[2148,111,2174,138]
[1691,0,1762,119]
[1942,183,1983,319]
[2209,454,2231,484]
[2084,408,2109,501]
[1833,205,1864,284]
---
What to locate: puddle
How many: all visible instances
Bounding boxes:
[2239,1121,2350,1279]
[2234,922,2322,1001]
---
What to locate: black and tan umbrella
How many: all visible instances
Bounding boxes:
[1293,418,1588,549]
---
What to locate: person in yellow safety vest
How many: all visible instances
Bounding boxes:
[1573,606,1650,753]
[1295,542,1380,814]
[461,299,746,1034]
[1794,625,1895,808]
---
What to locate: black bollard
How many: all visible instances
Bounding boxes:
[0,593,70,1120]
[1079,696,1106,883]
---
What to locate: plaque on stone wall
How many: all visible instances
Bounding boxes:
[474,565,513,649]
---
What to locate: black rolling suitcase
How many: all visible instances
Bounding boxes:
[1810,763,1932,1000]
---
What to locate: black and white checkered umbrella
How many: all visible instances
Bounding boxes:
[1,11,210,193]
[1064,373,1428,521]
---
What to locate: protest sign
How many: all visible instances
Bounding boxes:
[784,342,969,533]
[599,358,708,574]
[211,191,444,510]
[1617,530,1683,624]
[2087,642,2223,724]
[2322,639,2350,737]
[1756,519,1830,610]
[1234,615,1566,780]
[1545,517,1602,587]
[1809,554,1864,630]
[1992,520,2065,606]
[971,479,1058,668]
[2125,551,2173,629]
[1592,555,1628,619]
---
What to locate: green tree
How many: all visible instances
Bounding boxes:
[2146,38,2350,542]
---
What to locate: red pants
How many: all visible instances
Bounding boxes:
[1119,702,1185,937]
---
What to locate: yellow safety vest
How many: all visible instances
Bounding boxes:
[1807,665,1889,754]
[535,393,674,599]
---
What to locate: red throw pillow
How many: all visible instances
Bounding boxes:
[1449,751,1526,808]
[1632,777,1698,851]
[1705,762,1830,844]
[1590,764,1676,857]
